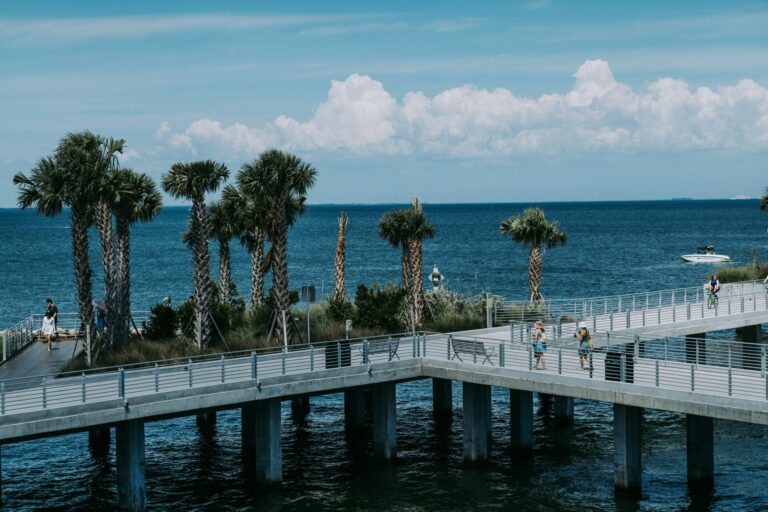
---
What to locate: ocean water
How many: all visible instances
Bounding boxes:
[1,200,768,511]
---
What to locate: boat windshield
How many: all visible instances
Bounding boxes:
[697,246,716,254]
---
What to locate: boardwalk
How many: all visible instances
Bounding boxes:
[0,338,81,381]
[1,281,768,510]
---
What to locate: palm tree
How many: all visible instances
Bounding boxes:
[500,207,567,302]
[221,184,269,311]
[13,131,117,362]
[237,150,317,341]
[111,169,162,344]
[331,211,349,302]
[162,160,229,348]
[378,209,414,328]
[208,199,241,306]
[404,198,435,325]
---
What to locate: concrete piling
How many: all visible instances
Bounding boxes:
[462,383,491,461]
[241,399,282,484]
[614,404,642,495]
[432,378,453,423]
[116,420,146,512]
[372,382,397,459]
[553,395,574,426]
[344,389,366,437]
[509,389,533,451]
[686,414,714,490]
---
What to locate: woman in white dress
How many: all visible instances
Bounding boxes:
[42,311,55,352]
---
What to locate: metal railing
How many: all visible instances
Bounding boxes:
[495,280,764,325]
[3,326,768,421]
[2,311,150,363]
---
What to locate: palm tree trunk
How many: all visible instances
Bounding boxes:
[191,198,213,348]
[71,207,95,352]
[273,206,290,343]
[250,227,265,310]
[409,238,425,326]
[219,238,232,306]
[401,245,415,330]
[529,244,543,302]
[115,217,131,345]
[95,199,117,346]
[332,212,348,302]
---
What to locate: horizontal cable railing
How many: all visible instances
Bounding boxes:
[3,326,768,422]
[2,311,151,363]
[495,280,764,324]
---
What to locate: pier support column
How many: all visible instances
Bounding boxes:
[372,382,397,459]
[88,426,111,458]
[685,333,707,365]
[686,414,714,490]
[614,404,642,495]
[196,412,217,431]
[116,420,146,512]
[291,397,310,422]
[463,383,491,461]
[553,395,574,426]
[344,389,366,436]
[509,389,533,451]
[241,399,282,484]
[433,378,453,423]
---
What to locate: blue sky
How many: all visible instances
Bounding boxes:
[2,0,768,207]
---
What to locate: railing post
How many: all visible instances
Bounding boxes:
[634,334,640,360]
[154,362,159,392]
[607,331,611,347]
[447,335,452,360]
[664,337,668,362]
[655,358,659,387]
[610,313,614,331]
[657,307,661,324]
[673,305,676,323]
[620,354,626,383]
[500,343,505,367]
[741,297,745,314]
[691,364,695,391]
[473,338,478,364]
[282,347,287,375]
[558,349,562,375]
[118,367,125,398]
[188,358,193,388]
[642,309,646,327]
[363,338,370,364]
[389,336,394,361]
[728,345,733,397]
[82,372,87,402]
[336,341,341,366]
[592,315,597,332]
[220,354,225,383]
[701,300,704,319]
[626,310,630,328]
[589,352,593,379]
[42,377,47,409]
[310,345,315,371]
[1,382,5,414]
[528,343,533,370]
[251,351,257,380]
[687,303,691,320]
[728,299,731,315]
[762,345,766,377]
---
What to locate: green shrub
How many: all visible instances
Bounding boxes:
[326,298,355,323]
[354,283,406,332]
[142,303,178,340]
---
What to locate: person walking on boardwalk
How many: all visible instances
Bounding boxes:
[46,298,58,335]
[41,311,56,352]
[577,326,592,370]
[533,320,548,370]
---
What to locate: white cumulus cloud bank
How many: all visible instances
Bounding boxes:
[160,60,768,158]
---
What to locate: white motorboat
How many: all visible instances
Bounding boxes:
[681,246,731,263]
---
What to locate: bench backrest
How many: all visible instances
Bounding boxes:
[451,337,486,356]
[367,337,399,354]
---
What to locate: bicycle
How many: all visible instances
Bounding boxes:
[706,290,719,309]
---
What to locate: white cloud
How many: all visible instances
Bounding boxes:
[158,60,768,158]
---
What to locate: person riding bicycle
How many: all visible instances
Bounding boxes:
[707,274,720,297]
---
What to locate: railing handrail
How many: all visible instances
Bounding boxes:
[496,279,761,308]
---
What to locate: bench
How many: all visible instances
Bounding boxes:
[450,336,495,365]
[359,337,400,363]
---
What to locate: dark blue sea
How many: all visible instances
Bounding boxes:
[2,200,768,511]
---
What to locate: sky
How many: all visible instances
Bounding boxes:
[2,0,768,207]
